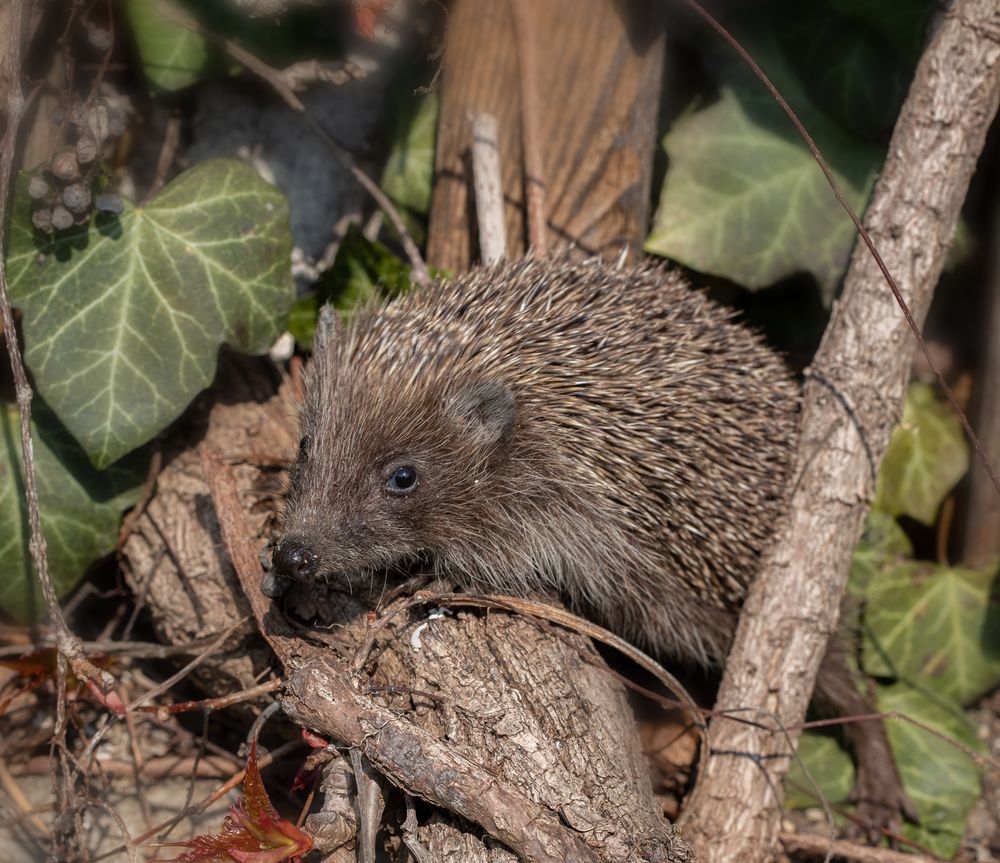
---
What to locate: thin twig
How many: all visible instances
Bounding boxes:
[124,617,248,712]
[88,800,139,863]
[509,0,547,256]
[140,112,182,206]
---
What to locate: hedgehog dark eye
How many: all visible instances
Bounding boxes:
[298,435,311,461]
[386,465,418,494]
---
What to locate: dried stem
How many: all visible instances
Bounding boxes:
[471,113,507,264]
[509,0,547,256]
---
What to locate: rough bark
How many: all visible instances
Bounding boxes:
[681,2,1000,860]
[426,0,665,272]
[119,355,296,696]
[280,612,693,863]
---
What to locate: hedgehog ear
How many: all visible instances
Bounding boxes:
[447,380,516,454]
[313,303,342,354]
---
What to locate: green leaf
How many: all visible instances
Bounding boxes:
[785,731,854,810]
[125,0,210,92]
[288,224,418,350]
[848,510,913,595]
[381,90,438,216]
[7,160,294,468]
[879,682,982,858]
[825,0,933,61]
[863,560,1000,703]
[874,382,970,525]
[646,25,881,297]
[773,4,908,138]
[0,404,145,622]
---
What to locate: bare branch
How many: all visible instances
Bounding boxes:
[281,656,604,863]
[682,2,1000,859]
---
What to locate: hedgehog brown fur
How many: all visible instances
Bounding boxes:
[278,257,796,668]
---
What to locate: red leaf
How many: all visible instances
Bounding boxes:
[354,0,390,39]
[0,649,116,716]
[150,742,313,863]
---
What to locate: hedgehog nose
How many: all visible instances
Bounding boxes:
[272,538,318,580]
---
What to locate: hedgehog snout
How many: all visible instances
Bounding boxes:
[271,536,319,581]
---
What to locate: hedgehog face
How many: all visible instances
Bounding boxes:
[270,374,517,595]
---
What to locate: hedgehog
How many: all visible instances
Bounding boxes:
[271,257,912,825]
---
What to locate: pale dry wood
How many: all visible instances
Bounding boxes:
[427,0,665,271]
[472,113,507,264]
[508,0,547,255]
[681,2,1000,860]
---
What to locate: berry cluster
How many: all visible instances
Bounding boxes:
[29,98,127,232]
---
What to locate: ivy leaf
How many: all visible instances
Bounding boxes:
[863,560,1000,704]
[784,731,854,810]
[874,382,970,525]
[646,25,880,297]
[0,404,145,622]
[772,3,908,138]
[381,90,438,216]
[124,0,210,92]
[879,682,982,858]
[824,0,934,61]
[7,160,294,468]
[848,510,913,596]
[288,224,417,350]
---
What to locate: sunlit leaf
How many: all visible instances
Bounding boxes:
[152,742,313,862]
[125,0,210,92]
[7,160,294,468]
[646,25,880,297]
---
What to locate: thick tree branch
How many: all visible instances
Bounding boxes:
[281,657,603,863]
[681,2,1000,860]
